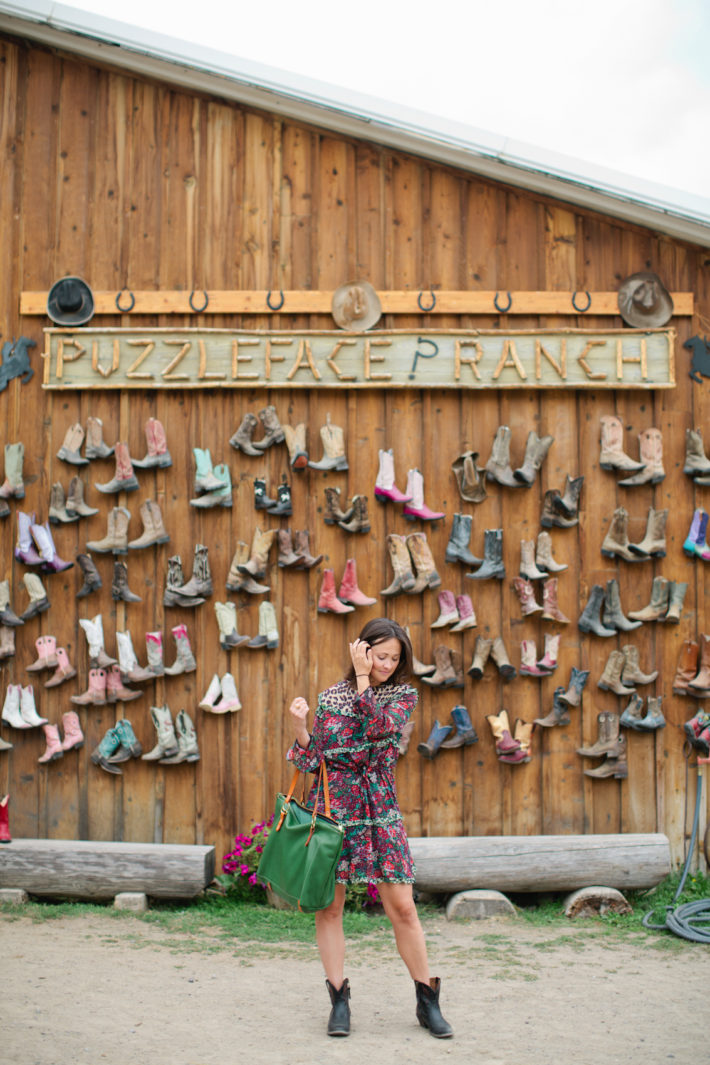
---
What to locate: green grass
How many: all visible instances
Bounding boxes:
[2,871,708,952]
[0,892,391,944]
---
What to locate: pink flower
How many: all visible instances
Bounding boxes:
[240,864,249,876]
[255,844,263,853]
[249,873,258,885]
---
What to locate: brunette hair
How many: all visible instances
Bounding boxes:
[344,617,413,686]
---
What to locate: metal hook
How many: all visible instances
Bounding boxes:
[494,291,512,313]
[189,290,209,313]
[417,289,436,312]
[572,290,592,313]
[115,289,135,313]
[266,289,285,311]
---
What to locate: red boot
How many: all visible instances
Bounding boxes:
[0,794,10,843]
[338,559,377,607]
[318,570,354,614]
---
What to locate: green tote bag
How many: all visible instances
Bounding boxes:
[257,763,344,913]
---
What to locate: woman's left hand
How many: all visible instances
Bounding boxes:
[349,638,372,678]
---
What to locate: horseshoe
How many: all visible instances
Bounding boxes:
[572,290,592,313]
[115,289,135,312]
[417,289,437,312]
[189,290,209,313]
[494,291,512,313]
[266,289,285,311]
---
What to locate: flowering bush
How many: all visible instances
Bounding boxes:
[218,816,274,903]
[345,881,381,911]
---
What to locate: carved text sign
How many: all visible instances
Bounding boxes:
[42,328,676,390]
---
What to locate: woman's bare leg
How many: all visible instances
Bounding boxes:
[377,882,430,983]
[314,884,347,986]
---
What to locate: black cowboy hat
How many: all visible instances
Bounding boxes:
[47,276,95,326]
[617,272,673,329]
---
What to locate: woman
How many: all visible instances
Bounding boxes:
[287,616,453,1039]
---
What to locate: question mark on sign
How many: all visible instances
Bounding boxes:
[409,338,439,379]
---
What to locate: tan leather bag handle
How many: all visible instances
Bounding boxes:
[276,762,333,839]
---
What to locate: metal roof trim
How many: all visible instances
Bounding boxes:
[2,1,710,247]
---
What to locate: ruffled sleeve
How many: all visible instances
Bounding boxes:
[357,683,417,739]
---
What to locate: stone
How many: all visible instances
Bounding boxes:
[113,891,148,912]
[0,888,28,905]
[445,889,517,921]
[563,885,632,918]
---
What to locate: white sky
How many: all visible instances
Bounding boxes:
[56,0,710,202]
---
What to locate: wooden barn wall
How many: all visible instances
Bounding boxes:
[0,34,708,868]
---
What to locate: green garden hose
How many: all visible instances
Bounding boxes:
[643,762,710,943]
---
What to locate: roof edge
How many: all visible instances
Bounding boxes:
[2,2,710,248]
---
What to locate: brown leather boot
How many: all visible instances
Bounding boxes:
[627,577,670,621]
[277,528,301,568]
[467,636,492,678]
[541,577,570,623]
[66,476,99,518]
[597,650,636,695]
[484,426,519,487]
[381,534,416,596]
[338,494,370,533]
[229,412,261,455]
[618,428,665,486]
[601,507,644,562]
[421,645,458,687]
[672,639,699,695]
[323,486,354,525]
[620,645,658,686]
[629,506,668,557]
[583,740,628,779]
[688,633,710,697]
[577,711,625,758]
[226,542,270,594]
[283,423,308,470]
[292,530,323,568]
[513,577,543,617]
[407,532,442,593]
[599,415,645,472]
[253,405,285,450]
[237,529,276,579]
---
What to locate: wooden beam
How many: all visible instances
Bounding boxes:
[20,290,695,316]
[0,839,216,899]
[409,833,671,892]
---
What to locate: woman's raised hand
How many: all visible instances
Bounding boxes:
[289,696,310,723]
[349,638,372,678]
[289,696,311,748]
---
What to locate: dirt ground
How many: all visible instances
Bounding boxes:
[3,906,707,1065]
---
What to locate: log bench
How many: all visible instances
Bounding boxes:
[409,833,671,894]
[0,839,215,901]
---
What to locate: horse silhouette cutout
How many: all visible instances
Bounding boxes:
[0,337,35,392]
[685,335,710,384]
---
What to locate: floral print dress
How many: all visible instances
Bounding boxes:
[287,678,417,884]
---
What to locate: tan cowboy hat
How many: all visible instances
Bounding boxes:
[331,281,382,331]
[617,272,673,328]
[47,276,95,326]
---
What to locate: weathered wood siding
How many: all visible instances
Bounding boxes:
[0,34,707,868]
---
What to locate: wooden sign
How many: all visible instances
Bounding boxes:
[41,327,676,390]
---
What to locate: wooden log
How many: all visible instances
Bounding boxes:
[0,839,216,899]
[409,833,670,892]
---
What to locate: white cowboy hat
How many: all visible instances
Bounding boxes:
[331,281,382,331]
